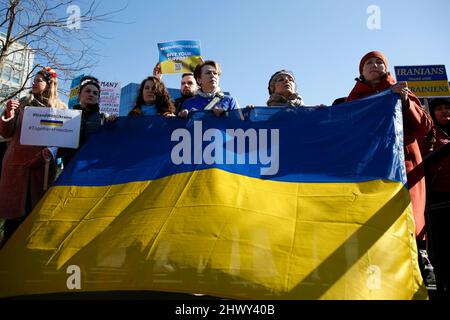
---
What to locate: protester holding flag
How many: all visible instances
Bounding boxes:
[266,70,305,107]
[345,51,434,285]
[178,60,240,118]
[346,51,432,240]
[0,67,66,245]
[60,76,105,166]
[128,76,175,117]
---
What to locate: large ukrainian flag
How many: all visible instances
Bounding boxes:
[0,90,427,299]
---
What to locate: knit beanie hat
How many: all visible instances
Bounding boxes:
[268,70,296,95]
[359,51,388,75]
[429,97,450,121]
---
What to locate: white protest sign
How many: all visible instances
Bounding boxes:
[100,81,121,116]
[20,106,82,149]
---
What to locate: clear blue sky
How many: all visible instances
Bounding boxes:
[67,0,450,107]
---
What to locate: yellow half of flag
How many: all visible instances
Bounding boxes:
[0,169,426,299]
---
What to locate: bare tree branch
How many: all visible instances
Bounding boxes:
[0,0,128,102]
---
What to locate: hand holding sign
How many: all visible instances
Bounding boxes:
[2,99,20,120]
[153,62,162,80]
[20,106,82,149]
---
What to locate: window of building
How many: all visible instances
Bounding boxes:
[12,69,21,84]
[14,51,24,65]
[6,52,14,63]
[0,84,10,98]
[2,65,12,81]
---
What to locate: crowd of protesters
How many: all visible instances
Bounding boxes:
[0,52,449,297]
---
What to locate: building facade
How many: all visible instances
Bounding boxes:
[0,33,35,108]
[1,33,34,141]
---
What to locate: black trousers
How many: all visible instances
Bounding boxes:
[1,180,32,246]
[2,217,25,243]
[430,207,450,299]
[428,193,450,299]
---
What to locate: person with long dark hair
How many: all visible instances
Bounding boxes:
[128,76,175,117]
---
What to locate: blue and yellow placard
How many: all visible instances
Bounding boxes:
[394,65,450,97]
[158,40,202,74]
[40,119,64,127]
[68,74,85,109]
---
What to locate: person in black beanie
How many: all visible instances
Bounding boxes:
[59,75,105,166]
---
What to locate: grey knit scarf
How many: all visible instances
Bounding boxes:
[197,88,222,98]
[266,93,304,107]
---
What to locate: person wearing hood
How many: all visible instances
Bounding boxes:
[266,70,305,107]
[345,51,434,287]
[0,67,66,244]
[422,97,450,202]
[178,60,240,118]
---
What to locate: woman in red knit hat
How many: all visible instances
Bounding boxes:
[346,51,432,240]
[345,51,434,285]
